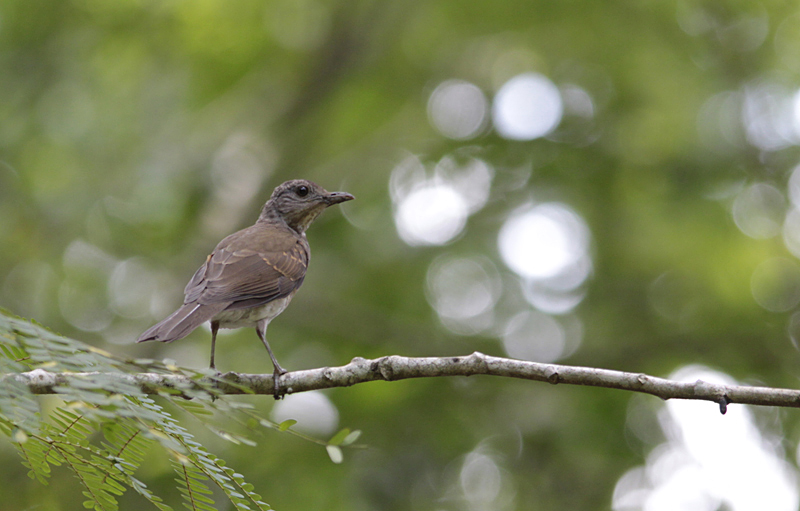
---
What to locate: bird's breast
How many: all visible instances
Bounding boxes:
[213,296,294,329]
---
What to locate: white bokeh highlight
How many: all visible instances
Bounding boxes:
[455,447,516,511]
[428,79,488,140]
[391,154,493,247]
[502,310,565,363]
[732,183,785,239]
[498,202,591,314]
[498,202,590,279]
[396,184,469,246]
[461,451,503,507]
[560,84,595,119]
[741,81,799,151]
[492,73,563,140]
[270,390,339,436]
[613,366,798,511]
[522,281,587,315]
[436,156,493,214]
[426,255,501,335]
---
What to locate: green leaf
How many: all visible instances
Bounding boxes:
[327,428,351,446]
[278,419,296,432]
[326,445,343,464]
[341,430,362,446]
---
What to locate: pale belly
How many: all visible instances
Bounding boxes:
[212,296,292,329]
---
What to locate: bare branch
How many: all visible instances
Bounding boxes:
[7,352,800,413]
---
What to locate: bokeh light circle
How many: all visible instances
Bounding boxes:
[271,391,339,436]
[426,255,501,321]
[502,310,565,363]
[460,451,503,505]
[732,183,785,239]
[614,366,799,511]
[428,79,488,140]
[492,73,563,140]
[498,202,590,280]
[395,184,468,246]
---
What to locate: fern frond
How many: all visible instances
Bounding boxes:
[101,420,152,474]
[173,459,216,511]
[16,434,52,485]
[0,309,274,510]
[61,448,120,511]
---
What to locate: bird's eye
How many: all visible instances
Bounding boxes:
[296,186,309,197]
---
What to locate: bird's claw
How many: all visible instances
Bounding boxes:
[273,367,287,400]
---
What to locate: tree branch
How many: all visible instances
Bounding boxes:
[7,352,800,413]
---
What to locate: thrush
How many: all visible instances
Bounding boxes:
[137,179,354,396]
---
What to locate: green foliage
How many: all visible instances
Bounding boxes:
[0,308,349,509]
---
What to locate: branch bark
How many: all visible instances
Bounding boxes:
[8,352,800,413]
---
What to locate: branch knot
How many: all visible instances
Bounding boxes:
[376,356,396,381]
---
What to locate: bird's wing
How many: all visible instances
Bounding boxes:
[184,224,309,308]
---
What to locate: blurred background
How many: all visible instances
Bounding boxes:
[2,0,800,509]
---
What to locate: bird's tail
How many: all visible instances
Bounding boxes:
[136,302,227,343]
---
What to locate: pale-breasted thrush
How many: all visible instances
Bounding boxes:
[137,179,354,395]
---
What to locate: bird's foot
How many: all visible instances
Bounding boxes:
[272,366,288,400]
[206,365,225,401]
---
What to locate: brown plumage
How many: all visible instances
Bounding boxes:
[137,179,354,395]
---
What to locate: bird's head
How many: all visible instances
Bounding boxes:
[259,179,354,233]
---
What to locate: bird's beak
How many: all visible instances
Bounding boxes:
[324,191,355,205]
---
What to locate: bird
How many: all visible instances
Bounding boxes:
[136,179,354,397]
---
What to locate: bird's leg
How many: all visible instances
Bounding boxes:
[209,321,220,371]
[256,320,286,399]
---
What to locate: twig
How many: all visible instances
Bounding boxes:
[7,352,800,413]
